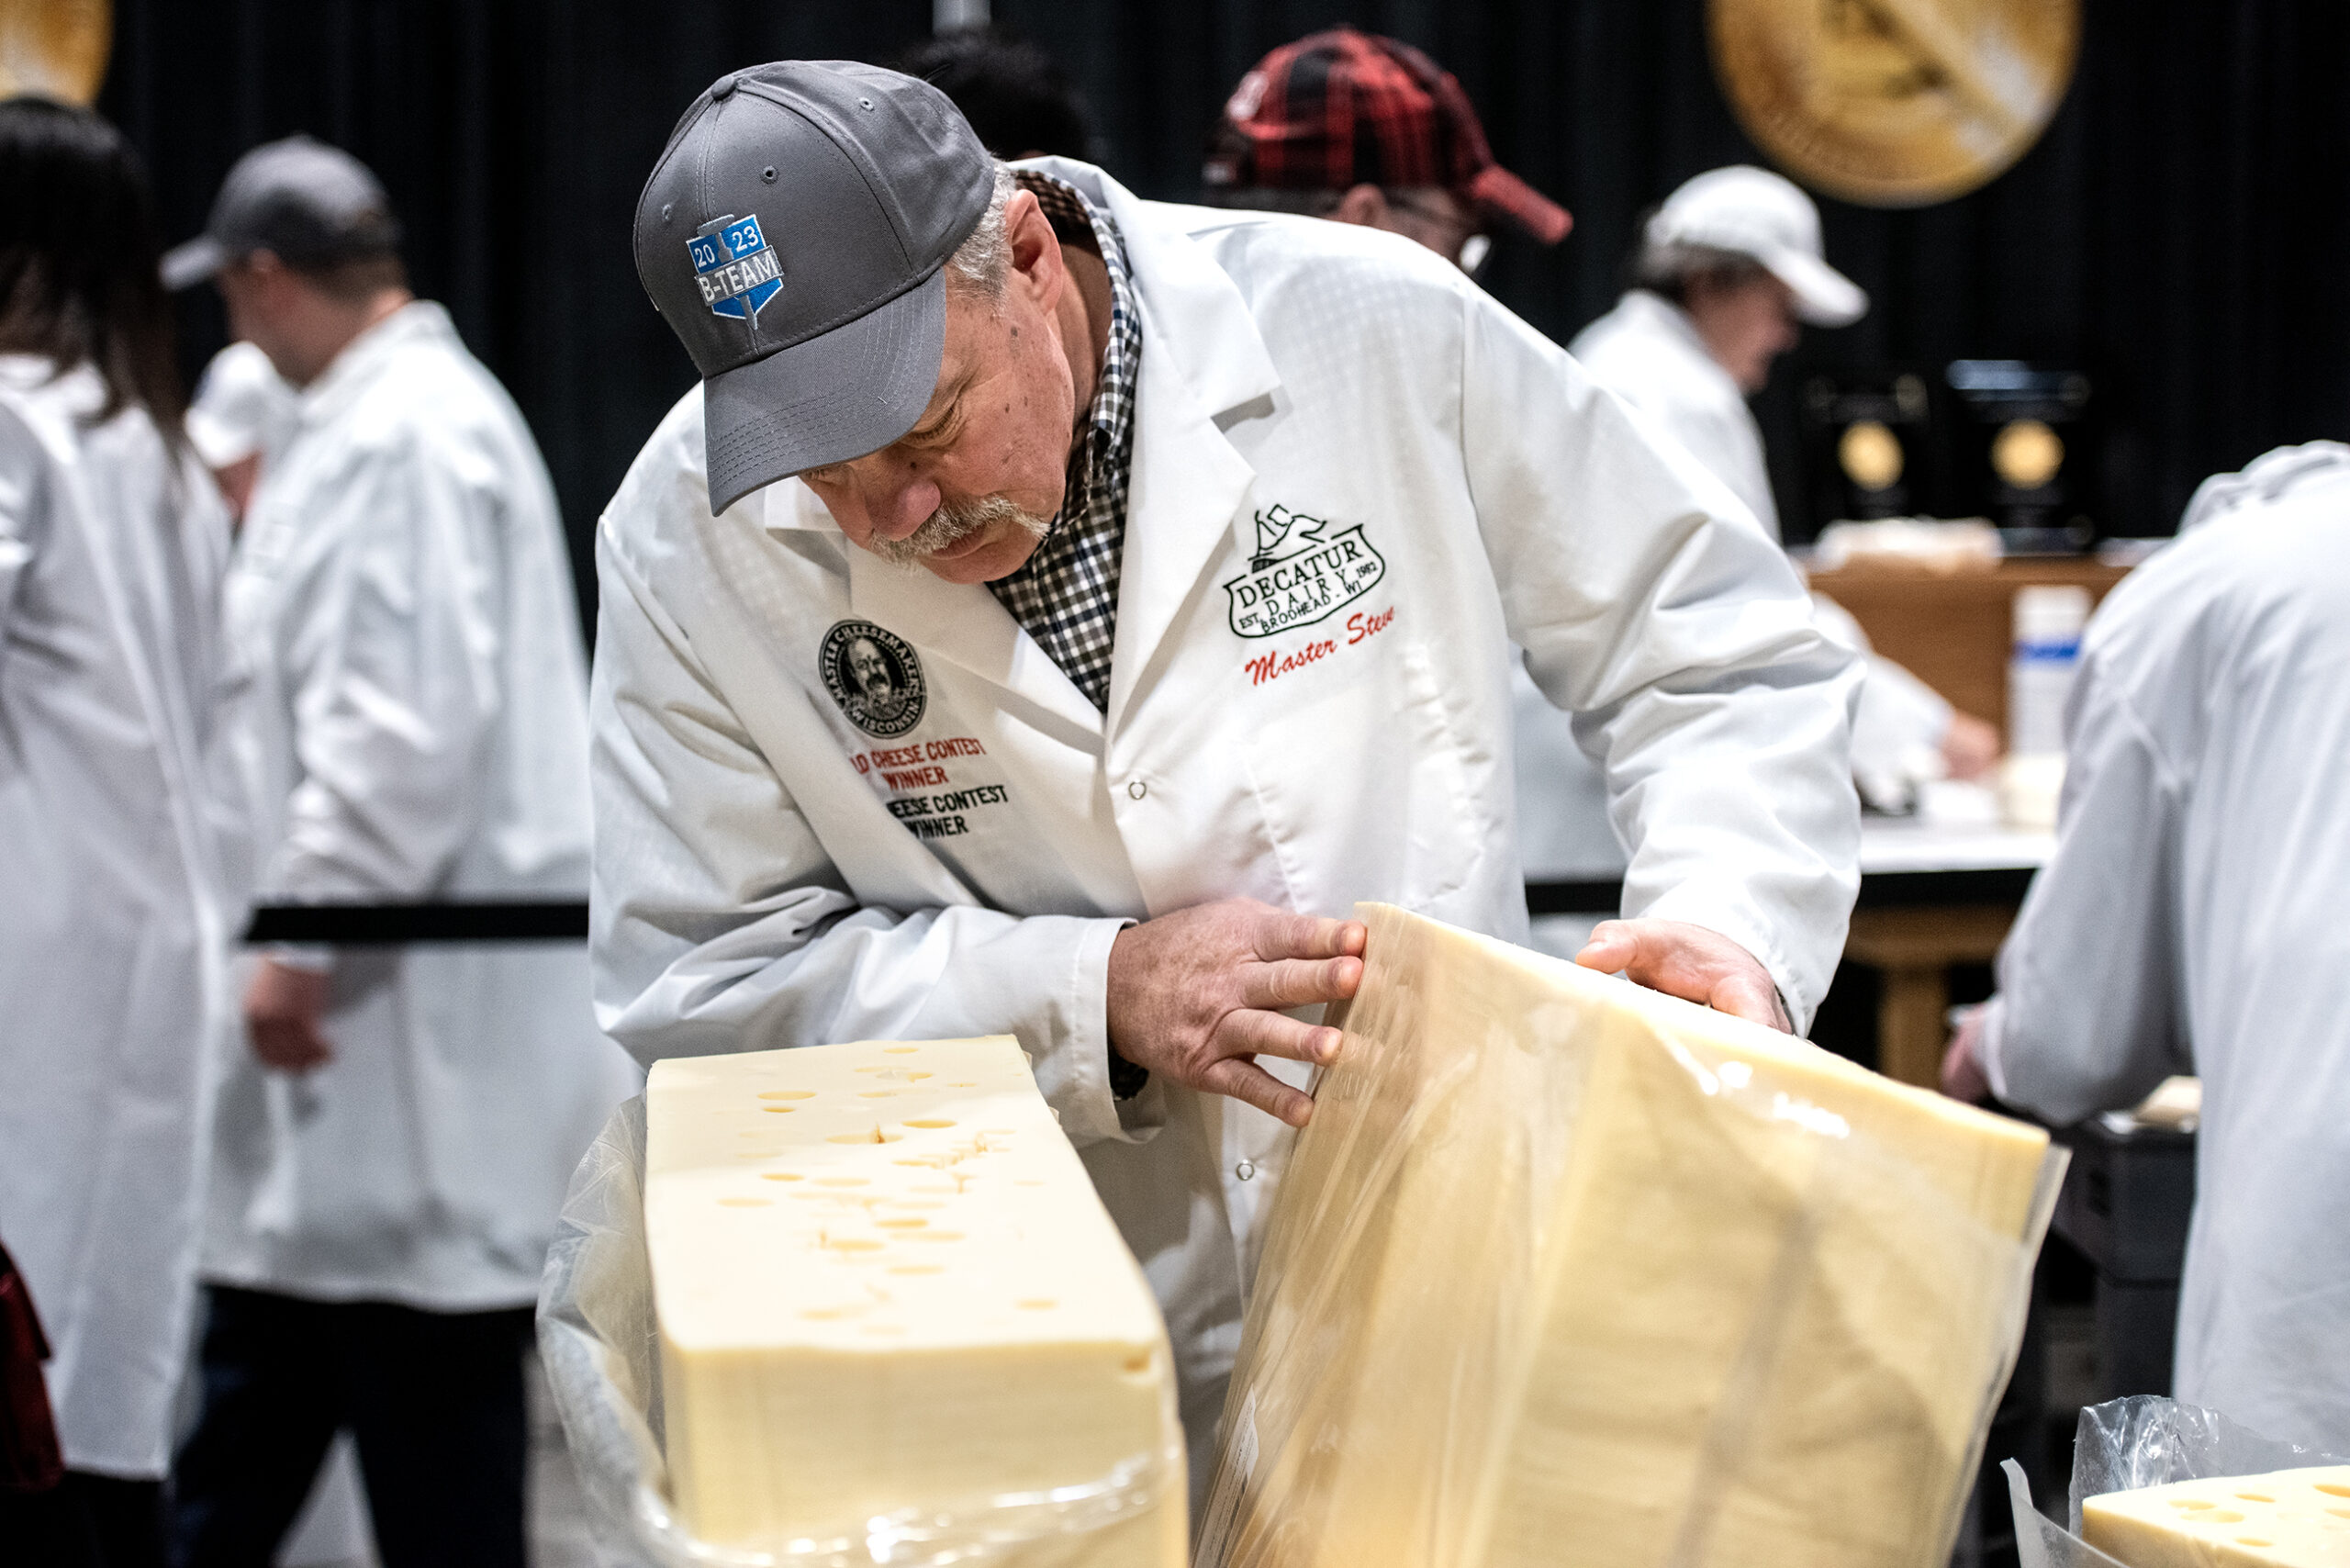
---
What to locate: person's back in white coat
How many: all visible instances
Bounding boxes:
[0,97,241,1563]
[1960,442,2350,1451]
[160,137,637,1568]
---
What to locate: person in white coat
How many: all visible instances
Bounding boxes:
[1567,165,2002,817]
[1942,442,2350,1452]
[0,98,239,1567]
[159,139,637,1567]
[591,63,1860,1483]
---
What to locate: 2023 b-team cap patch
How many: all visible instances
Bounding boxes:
[688,213,782,323]
[820,621,926,738]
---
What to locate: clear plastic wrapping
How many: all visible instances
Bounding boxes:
[536,1098,1185,1568]
[1197,902,2067,1568]
[2001,1397,2350,1567]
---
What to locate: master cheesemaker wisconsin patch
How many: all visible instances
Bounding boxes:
[819,621,927,738]
[1223,502,1388,638]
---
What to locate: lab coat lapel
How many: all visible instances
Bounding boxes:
[836,503,1106,745]
[1070,171,1282,731]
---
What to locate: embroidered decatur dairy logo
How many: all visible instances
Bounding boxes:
[688,213,783,324]
[1222,503,1388,638]
[819,621,927,739]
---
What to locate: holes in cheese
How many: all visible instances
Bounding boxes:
[2087,1464,2350,1566]
[643,1035,1183,1559]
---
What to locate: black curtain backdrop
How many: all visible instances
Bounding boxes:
[101,0,2350,629]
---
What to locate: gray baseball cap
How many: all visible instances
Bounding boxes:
[162,136,401,291]
[634,62,996,514]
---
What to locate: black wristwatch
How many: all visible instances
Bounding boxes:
[1109,1043,1149,1102]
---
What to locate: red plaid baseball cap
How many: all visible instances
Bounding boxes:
[1205,28,1570,245]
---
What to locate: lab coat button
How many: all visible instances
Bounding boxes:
[1235,1159,1256,1182]
[1127,779,1147,800]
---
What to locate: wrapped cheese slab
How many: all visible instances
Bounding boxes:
[1198,904,2065,1568]
[645,1036,1185,1565]
[2082,1467,2350,1567]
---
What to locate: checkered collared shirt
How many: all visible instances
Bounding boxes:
[983,172,1140,715]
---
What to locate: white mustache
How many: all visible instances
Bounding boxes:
[867,494,1054,566]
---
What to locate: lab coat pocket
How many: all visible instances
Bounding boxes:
[1241,641,1486,919]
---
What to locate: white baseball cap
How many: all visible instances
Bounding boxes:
[1645,165,1866,328]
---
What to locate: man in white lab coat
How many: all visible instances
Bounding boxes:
[594,63,1860,1475]
[1943,443,2350,1452]
[1571,165,2002,813]
[160,138,637,1567]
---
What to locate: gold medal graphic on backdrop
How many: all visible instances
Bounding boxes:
[0,0,111,106]
[1710,0,2079,207]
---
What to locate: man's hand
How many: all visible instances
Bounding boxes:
[245,958,333,1074]
[1573,919,1792,1032]
[1941,1005,1992,1103]
[1106,899,1366,1128]
[1940,711,2004,782]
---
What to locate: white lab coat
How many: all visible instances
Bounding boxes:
[186,341,301,474]
[589,162,1861,1475]
[0,359,239,1476]
[208,303,638,1310]
[1557,287,1953,812]
[1571,289,1779,535]
[1982,443,2350,1452]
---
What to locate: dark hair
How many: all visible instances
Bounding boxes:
[289,249,408,305]
[893,28,1092,162]
[0,96,185,435]
[1197,185,1347,217]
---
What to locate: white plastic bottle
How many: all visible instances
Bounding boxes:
[1999,584,2091,828]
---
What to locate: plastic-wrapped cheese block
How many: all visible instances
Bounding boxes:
[646,1036,1185,1563]
[1197,904,2065,1568]
[2083,1467,2350,1566]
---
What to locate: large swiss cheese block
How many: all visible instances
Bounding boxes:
[1201,904,2059,1568]
[646,1036,1184,1562]
[2082,1467,2350,1567]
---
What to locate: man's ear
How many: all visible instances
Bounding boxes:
[1331,184,1389,229]
[241,249,297,308]
[1002,188,1065,310]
